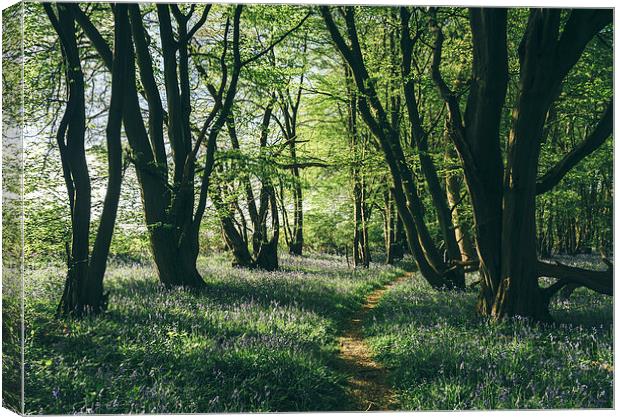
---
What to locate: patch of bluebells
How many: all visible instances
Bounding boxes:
[24,253,402,413]
[365,270,612,410]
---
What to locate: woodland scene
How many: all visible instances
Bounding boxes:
[1,2,613,413]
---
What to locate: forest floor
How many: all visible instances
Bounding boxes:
[21,253,612,413]
[335,272,411,411]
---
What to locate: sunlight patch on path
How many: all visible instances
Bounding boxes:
[337,272,412,411]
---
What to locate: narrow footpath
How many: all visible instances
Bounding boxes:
[337,272,411,411]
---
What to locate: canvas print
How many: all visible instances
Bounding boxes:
[1,1,613,414]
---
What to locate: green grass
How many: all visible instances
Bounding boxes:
[365,271,613,410]
[24,253,403,414]
[22,253,613,412]
[3,266,23,414]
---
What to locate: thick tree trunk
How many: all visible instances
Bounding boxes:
[491,10,563,320]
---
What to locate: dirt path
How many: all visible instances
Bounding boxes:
[337,272,411,411]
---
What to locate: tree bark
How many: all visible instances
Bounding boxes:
[48,4,129,315]
[46,4,91,316]
[84,4,130,309]
[432,7,612,320]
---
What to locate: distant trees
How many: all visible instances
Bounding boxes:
[321,6,465,289]
[216,97,281,270]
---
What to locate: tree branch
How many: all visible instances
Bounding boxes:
[536,100,613,194]
[67,4,113,69]
[537,259,612,297]
[178,4,212,45]
[240,11,311,67]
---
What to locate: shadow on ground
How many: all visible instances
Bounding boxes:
[24,255,403,413]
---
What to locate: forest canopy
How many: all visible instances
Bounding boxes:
[18,3,612,319]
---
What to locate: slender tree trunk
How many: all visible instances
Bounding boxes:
[48,4,130,315]
[383,189,394,264]
[84,5,130,308]
[255,188,280,270]
[444,141,476,262]
[287,137,304,256]
[49,4,91,316]
[384,186,407,264]
[352,178,370,268]
[353,182,362,266]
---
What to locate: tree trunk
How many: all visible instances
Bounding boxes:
[255,190,280,271]
[444,137,476,262]
[287,133,304,256]
[221,214,255,268]
[353,179,370,268]
[84,4,130,308]
[48,4,130,315]
[45,4,90,316]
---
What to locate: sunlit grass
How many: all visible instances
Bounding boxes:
[365,263,613,410]
[22,253,613,412]
[24,253,402,414]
